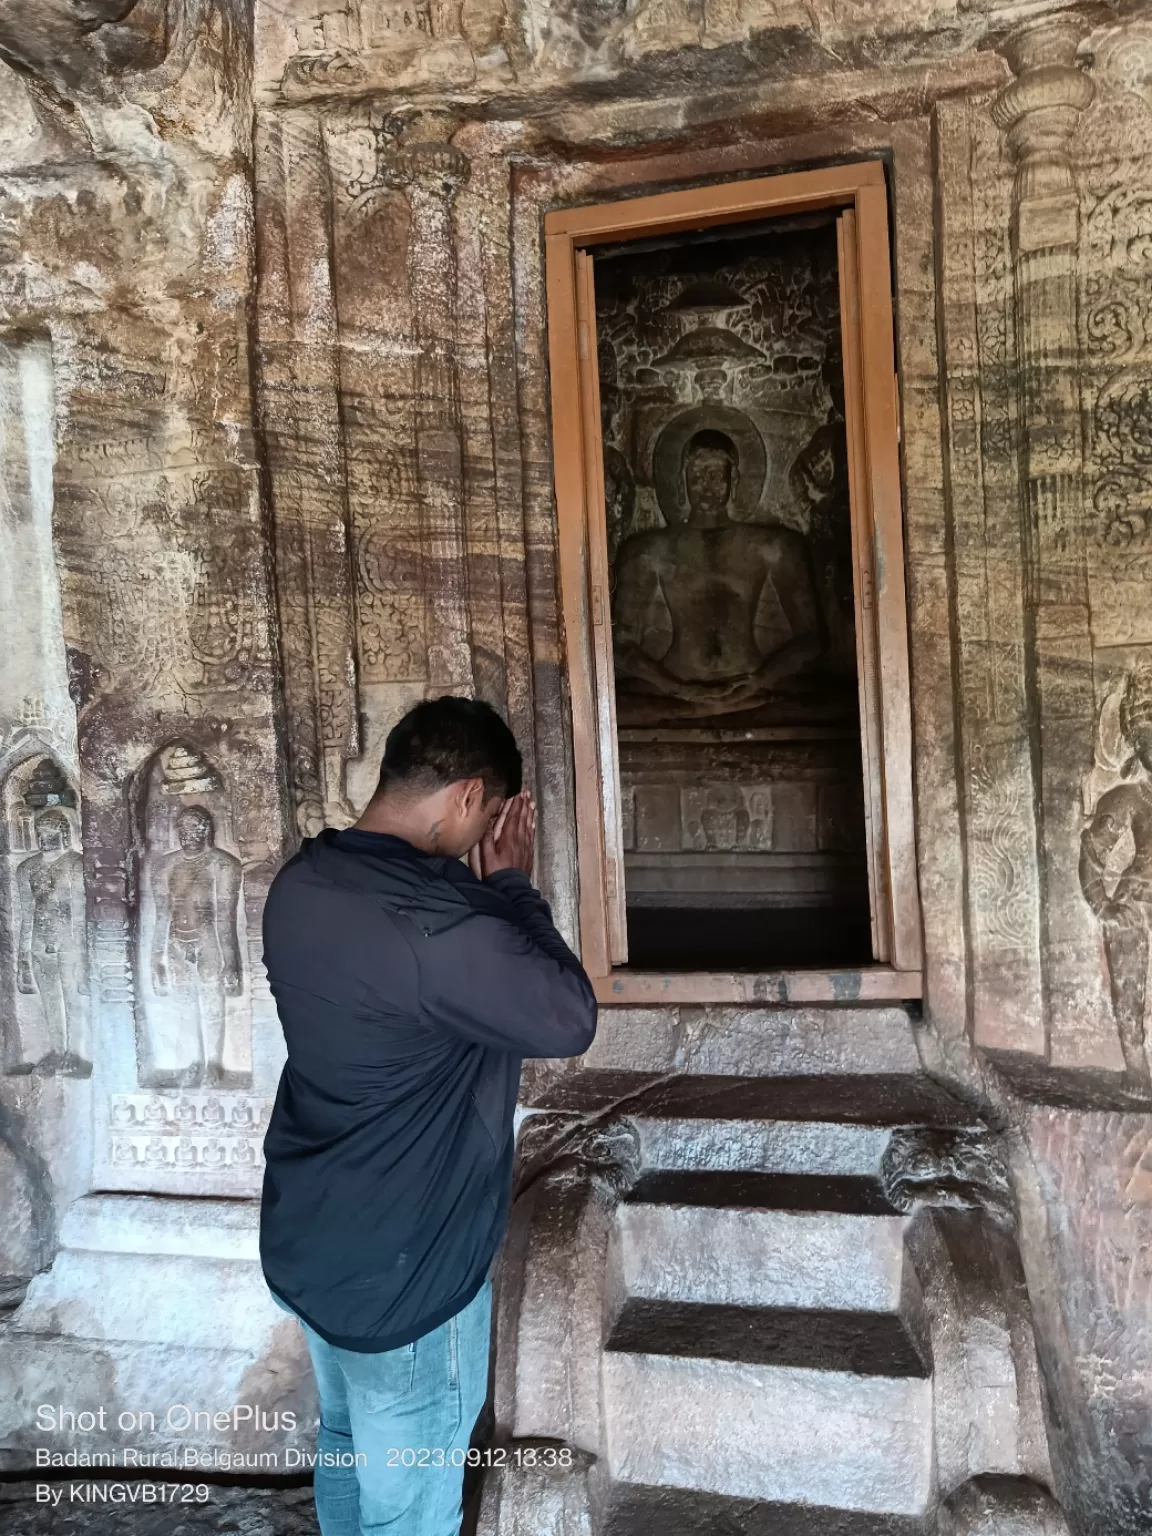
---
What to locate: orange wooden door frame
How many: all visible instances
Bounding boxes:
[544,159,923,1004]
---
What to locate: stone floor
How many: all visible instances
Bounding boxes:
[0,1481,318,1534]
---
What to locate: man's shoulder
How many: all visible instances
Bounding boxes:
[262,850,415,974]
[266,848,320,897]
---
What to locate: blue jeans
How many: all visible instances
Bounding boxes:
[278,1279,493,1536]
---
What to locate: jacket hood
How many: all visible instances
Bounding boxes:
[302,829,513,935]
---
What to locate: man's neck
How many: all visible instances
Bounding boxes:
[353,796,444,856]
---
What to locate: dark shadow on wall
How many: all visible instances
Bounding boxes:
[0,1096,56,1310]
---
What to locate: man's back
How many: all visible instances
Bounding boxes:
[259,695,595,1536]
[260,827,597,1352]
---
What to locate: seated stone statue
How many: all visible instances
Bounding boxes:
[612,428,823,718]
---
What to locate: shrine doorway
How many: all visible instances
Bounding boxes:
[546,161,922,1004]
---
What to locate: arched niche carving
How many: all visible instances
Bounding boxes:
[0,742,89,1077]
[132,741,251,1091]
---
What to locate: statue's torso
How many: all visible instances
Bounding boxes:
[620,524,805,683]
[26,851,82,947]
[164,848,235,940]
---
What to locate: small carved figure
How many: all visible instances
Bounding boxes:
[113,1140,139,1166]
[789,394,855,675]
[613,428,823,719]
[143,1095,168,1127]
[201,1095,225,1126]
[201,1138,227,1168]
[111,1100,136,1127]
[174,1096,197,1126]
[174,1137,198,1167]
[230,1098,254,1129]
[143,1137,168,1167]
[700,787,750,851]
[232,1139,256,1167]
[149,807,243,1087]
[1080,666,1152,1081]
[881,1127,1012,1222]
[15,809,90,1071]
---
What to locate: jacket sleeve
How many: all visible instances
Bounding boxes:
[414,872,598,1058]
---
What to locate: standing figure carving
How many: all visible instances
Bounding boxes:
[789,352,856,675]
[1080,667,1152,1082]
[600,382,636,568]
[149,806,243,1087]
[613,420,823,719]
[15,809,90,1072]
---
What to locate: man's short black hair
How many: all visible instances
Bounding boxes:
[379,696,523,801]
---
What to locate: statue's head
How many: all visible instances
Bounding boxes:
[175,806,215,854]
[1122,665,1152,772]
[36,809,72,853]
[682,429,738,522]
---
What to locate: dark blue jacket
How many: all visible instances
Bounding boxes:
[259,828,597,1351]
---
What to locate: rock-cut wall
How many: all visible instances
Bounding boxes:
[0,0,313,1470]
[3,0,1152,1530]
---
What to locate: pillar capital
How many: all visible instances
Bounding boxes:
[373,111,471,201]
[992,11,1095,249]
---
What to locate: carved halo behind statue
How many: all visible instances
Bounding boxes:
[650,402,769,525]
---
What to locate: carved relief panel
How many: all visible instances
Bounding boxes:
[0,0,289,1241]
[593,215,868,969]
[0,756,89,1076]
[598,217,854,726]
[134,744,250,1092]
[935,16,1152,1088]
[86,729,280,1199]
[936,95,1045,1063]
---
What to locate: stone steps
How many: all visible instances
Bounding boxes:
[607,1301,928,1376]
[628,1117,897,1214]
[628,1168,899,1214]
[601,1485,930,1535]
[607,1202,930,1375]
[600,1353,933,1520]
[611,1204,911,1316]
[596,1122,935,1527]
[523,1006,973,1126]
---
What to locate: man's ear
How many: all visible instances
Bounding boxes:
[459,776,486,814]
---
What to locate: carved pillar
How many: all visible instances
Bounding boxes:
[377,114,474,695]
[255,109,360,835]
[452,121,539,763]
[992,15,1116,1072]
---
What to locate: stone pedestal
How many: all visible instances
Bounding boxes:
[0,1196,313,1474]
